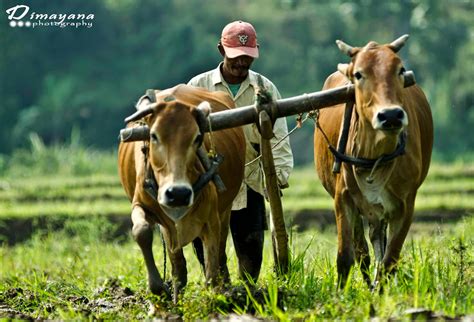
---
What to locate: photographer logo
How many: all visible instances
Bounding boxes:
[5,4,94,29]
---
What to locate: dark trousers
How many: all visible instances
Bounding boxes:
[193,187,266,282]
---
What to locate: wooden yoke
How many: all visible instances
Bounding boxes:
[120,71,416,142]
[255,81,289,275]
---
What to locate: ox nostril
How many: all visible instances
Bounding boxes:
[396,110,405,120]
[377,113,387,122]
[165,186,192,206]
[165,188,175,202]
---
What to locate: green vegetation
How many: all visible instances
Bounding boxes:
[0,142,472,220]
[1,1,472,318]
[0,144,472,319]
[1,216,472,320]
[283,161,474,213]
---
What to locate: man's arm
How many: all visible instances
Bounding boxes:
[271,117,294,188]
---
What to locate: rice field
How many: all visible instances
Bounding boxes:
[0,160,473,319]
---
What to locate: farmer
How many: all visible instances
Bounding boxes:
[188,20,293,282]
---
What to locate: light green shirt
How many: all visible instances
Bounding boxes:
[188,63,294,210]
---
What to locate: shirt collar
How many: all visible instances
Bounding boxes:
[212,63,257,100]
[211,63,223,86]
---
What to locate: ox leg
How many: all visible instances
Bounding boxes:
[352,214,371,286]
[191,209,231,284]
[192,238,206,274]
[383,196,415,276]
[334,190,355,288]
[369,219,388,289]
[169,249,187,304]
[160,228,188,304]
[218,207,232,284]
[131,206,170,297]
[202,221,221,288]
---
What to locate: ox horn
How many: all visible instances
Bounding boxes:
[336,39,357,57]
[389,34,409,53]
[124,103,157,123]
[194,101,211,132]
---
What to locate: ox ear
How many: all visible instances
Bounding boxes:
[337,63,349,76]
[336,39,358,57]
[388,34,409,53]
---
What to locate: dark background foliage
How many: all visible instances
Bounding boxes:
[1,0,472,165]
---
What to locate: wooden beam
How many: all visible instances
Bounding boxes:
[259,110,289,274]
[119,71,415,142]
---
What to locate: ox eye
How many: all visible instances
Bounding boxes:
[150,133,159,144]
[354,71,363,81]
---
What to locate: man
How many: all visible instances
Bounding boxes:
[188,20,293,282]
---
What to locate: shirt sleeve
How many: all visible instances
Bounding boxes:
[187,76,199,87]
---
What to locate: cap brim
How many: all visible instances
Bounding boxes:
[223,45,259,59]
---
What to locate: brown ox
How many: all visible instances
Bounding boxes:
[118,84,245,300]
[313,35,433,287]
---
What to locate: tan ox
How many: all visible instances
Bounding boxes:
[314,35,433,287]
[118,84,245,300]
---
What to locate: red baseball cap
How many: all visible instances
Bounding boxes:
[221,20,259,59]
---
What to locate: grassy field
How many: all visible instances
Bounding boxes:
[0,147,473,319]
[0,216,472,320]
[283,162,474,213]
[0,159,472,220]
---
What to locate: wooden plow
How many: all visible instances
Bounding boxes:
[120,71,416,275]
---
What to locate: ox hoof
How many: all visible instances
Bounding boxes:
[150,282,171,299]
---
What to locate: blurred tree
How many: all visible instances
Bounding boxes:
[0,0,472,163]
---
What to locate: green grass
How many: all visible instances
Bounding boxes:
[0,199,130,218]
[1,217,472,320]
[0,139,472,219]
[0,143,473,319]
[282,164,474,213]
[1,162,472,219]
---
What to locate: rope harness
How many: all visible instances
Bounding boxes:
[311,103,407,184]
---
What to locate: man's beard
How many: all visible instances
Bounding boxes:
[231,66,249,77]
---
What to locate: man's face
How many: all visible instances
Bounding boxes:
[222,55,254,79]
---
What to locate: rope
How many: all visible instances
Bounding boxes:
[245,113,311,167]
[313,108,406,178]
[311,110,333,148]
[158,227,167,281]
[207,114,217,158]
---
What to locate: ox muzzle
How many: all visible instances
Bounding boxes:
[373,106,408,131]
[158,183,194,222]
[163,185,193,207]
